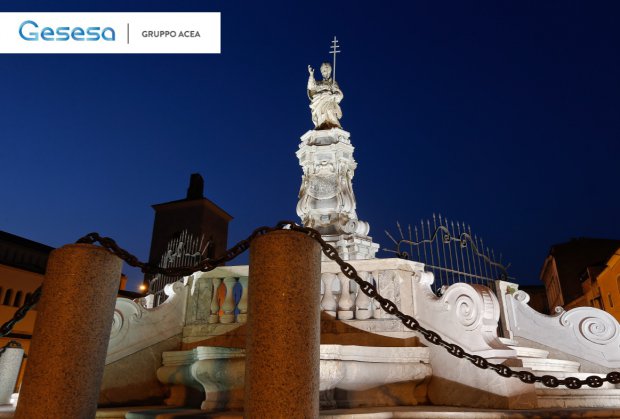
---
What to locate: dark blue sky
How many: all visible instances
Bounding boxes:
[1,1,619,290]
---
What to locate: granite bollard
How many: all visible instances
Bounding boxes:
[15,244,122,419]
[0,343,24,405]
[244,230,321,418]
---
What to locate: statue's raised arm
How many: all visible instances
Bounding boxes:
[307,62,343,130]
[307,65,316,100]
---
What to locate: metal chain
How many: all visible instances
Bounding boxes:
[75,224,278,276]
[0,225,274,339]
[282,222,618,391]
[2,221,617,389]
[0,287,42,339]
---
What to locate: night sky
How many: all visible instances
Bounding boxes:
[1,1,619,290]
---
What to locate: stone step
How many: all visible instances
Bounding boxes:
[534,372,620,408]
[536,388,620,409]
[508,345,549,359]
[534,372,619,390]
[93,405,620,418]
[520,357,580,372]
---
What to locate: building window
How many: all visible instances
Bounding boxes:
[3,289,13,306]
[548,276,563,308]
[13,291,23,307]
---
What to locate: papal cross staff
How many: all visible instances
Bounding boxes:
[330,36,340,82]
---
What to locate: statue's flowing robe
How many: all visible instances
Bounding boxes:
[307,78,343,129]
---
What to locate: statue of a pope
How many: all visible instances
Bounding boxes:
[307,62,343,130]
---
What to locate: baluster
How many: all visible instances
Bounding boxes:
[195,275,211,322]
[337,272,354,320]
[321,273,338,316]
[372,270,381,319]
[355,271,372,320]
[236,276,249,322]
[209,277,222,323]
[233,281,242,316]
[220,277,237,323]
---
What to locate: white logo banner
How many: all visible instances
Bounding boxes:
[0,12,221,54]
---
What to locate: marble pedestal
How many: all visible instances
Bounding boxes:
[322,233,380,261]
[296,128,379,261]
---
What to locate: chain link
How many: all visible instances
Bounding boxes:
[2,221,618,390]
[0,287,42,339]
[283,222,620,390]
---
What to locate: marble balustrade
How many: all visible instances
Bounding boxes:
[186,272,387,324]
[187,261,410,324]
[501,285,620,370]
[108,258,514,360]
[185,266,249,326]
[107,258,536,409]
[186,259,514,357]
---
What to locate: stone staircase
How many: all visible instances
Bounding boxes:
[96,266,620,413]
[502,338,620,408]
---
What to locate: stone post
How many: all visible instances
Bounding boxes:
[0,343,24,405]
[494,280,520,340]
[15,244,122,419]
[244,230,321,418]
